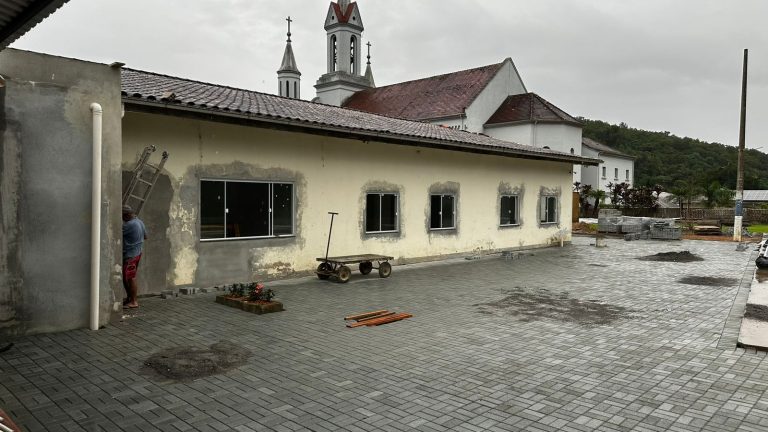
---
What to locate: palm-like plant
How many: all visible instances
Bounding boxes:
[588,189,606,217]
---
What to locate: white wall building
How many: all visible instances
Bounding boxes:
[581,137,636,203]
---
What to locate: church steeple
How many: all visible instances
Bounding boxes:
[364,41,375,88]
[278,16,301,99]
[315,0,373,106]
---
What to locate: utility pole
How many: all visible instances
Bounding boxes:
[734,48,748,241]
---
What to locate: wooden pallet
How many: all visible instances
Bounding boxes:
[345,310,412,328]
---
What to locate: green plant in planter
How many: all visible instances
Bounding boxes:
[248,282,275,302]
[228,283,246,297]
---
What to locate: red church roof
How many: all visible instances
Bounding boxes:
[485,93,581,126]
[342,62,505,121]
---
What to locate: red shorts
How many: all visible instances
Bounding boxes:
[123,254,142,281]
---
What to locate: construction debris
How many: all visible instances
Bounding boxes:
[345,310,412,328]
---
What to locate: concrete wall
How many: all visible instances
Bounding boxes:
[0,49,122,337]
[123,111,573,292]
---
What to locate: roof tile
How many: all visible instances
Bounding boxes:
[342,62,504,120]
[486,93,580,126]
[120,68,597,165]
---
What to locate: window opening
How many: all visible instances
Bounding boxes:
[350,36,356,74]
[200,180,294,240]
[331,35,337,72]
[540,196,558,224]
[500,195,519,226]
[430,194,455,230]
[366,193,398,233]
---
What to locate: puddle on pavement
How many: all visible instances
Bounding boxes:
[474,287,633,326]
[756,270,768,283]
[744,304,768,322]
[678,276,738,287]
[638,251,704,263]
[142,341,251,381]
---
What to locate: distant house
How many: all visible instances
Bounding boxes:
[744,190,768,207]
[580,137,635,203]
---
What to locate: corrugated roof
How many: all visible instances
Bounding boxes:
[485,93,581,126]
[120,68,599,166]
[341,61,504,121]
[0,0,69,49]
[582,137,634,159]
[744,190,768,202]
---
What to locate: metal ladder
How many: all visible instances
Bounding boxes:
[122,145,169,216]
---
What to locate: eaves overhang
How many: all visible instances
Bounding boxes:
[122,97,601,167]
[0,0,69,50]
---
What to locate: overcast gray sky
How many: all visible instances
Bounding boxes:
[14,0,768,149]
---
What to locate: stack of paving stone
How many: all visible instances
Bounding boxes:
[650,220,682,240]
[597,216,622,233]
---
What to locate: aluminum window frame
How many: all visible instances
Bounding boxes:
[199,178,296,242]
[499,194,520,227]
[540,195,558,225]
[429,193,457,231]
[365,192,400,234]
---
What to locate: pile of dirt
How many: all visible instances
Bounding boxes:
[678,276,738,287]
[572,222,597,234]
[143,341,251,381]
[474,287,632,326]
[638,251,704,262]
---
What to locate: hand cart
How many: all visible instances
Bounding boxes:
[315,212,393,283]
[316,254,394,283]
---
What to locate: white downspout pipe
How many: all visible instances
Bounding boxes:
[90,103,103,331]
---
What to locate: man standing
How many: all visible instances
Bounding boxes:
[122,205,147,308]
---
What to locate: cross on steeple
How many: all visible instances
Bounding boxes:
[286,16,293,42]
[366,41,372,65]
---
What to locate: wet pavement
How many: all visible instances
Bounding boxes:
[0,236,764,432]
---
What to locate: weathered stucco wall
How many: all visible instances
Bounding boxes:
[123,111,572,292]
[0,49,122,337]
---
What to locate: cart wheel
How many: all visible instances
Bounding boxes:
[359,261,373,275]
[378,262,392,278]
[337,265,352,283]
[316,263,332,280]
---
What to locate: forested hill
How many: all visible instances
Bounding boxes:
[580,118,768,190]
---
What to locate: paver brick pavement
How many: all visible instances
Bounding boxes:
[0,237,764,431]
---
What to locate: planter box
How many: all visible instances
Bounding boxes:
[215,295,284,315]
[242,301,284,315]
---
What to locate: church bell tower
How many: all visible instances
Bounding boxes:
[314,0,373,106]
[278,16,301,99]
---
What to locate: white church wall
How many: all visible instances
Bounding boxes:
[124,111,574,290]
[464,59,526,133]
[485,123,582,183]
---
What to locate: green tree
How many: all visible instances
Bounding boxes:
[703,181,734,208]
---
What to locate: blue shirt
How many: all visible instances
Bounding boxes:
[123,217,147,259]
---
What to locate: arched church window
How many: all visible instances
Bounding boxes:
[350,36,357,74]
[294,82,298,98]
[286,81,290,98]
[331,35,337,72]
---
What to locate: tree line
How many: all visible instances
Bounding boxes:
[580,118,768,191]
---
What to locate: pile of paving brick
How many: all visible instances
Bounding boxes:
[597,213,681,241]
